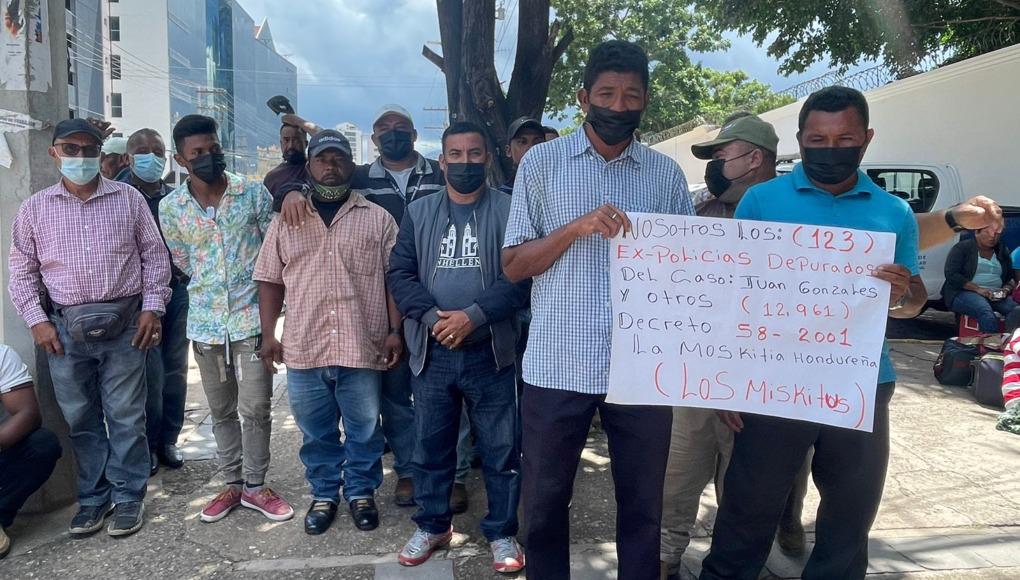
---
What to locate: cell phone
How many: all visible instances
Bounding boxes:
[266,95,294,116]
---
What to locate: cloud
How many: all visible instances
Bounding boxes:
[238,0,448,143]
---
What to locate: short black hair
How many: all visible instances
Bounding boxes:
[126,128,164,152]
[172,114,218,151]
[583,40,649,92]
[441,121,488,153]
[542,126,560,137]
[798,86,869,132]
[280,123,305,136]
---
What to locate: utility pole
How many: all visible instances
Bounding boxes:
[0,0,79,513]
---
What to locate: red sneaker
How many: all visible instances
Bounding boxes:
[240,486,294,521]
[398,527,454,567]
[490,536,525,574]
[200,486,241,523]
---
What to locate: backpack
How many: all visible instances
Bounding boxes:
[934,338,979,387]
[972,353,1006,408]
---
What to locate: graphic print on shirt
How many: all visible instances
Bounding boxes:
[437,221,481,269]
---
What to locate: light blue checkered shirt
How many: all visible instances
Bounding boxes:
[504,128,693,394]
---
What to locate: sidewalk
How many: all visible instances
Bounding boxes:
[3,342,1019,579]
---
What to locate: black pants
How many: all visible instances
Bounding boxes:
[700,383,895,580]
[521,383,672,580]
[0,427,62,527]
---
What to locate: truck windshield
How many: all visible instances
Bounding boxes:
[865,169,940,214]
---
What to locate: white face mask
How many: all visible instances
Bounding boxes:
[60,157,102,185]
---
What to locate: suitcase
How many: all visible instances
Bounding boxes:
[934,338,979,387]
[972,353,1006,408]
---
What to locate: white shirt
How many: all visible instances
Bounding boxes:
[0,345,33,395]
[385,166,415,197]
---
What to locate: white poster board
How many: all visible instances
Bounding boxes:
[607,213,895,432]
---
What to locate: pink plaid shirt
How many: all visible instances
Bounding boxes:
[254,192,397,370]
[8,177,172,328]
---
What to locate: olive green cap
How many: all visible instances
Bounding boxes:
[691,115,779,159]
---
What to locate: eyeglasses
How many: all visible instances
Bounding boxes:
[55,143,102,157]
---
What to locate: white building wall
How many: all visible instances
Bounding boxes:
[107,0,171,148]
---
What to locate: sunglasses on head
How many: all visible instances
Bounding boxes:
[55,143,102,157]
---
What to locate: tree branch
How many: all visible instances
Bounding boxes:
[912,16,1020,28]
[422,45,445,72]
[991,0,1020,12]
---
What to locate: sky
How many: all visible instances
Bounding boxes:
[237,0,865,157]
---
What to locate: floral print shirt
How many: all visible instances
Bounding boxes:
[160,172,274,344]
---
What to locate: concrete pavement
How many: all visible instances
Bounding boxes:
[3,342,1019,579]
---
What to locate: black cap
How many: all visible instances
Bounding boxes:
[52,118,104,145]
[507,117,543,141]
[307,130,353,158]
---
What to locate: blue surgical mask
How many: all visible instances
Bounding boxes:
[131,153,166,183]
[60,157,101,185]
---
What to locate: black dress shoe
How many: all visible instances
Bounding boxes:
[159,444,184,469]
[304,500,338,535]
[348,498,379,531]
[149,452,159,476]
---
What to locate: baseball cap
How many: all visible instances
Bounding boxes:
[507,117,543,140]
[691,115,779,160]
[373,104,414,128]
[102,136,128,155]
[52,118,104,145]
[307,129,353,158]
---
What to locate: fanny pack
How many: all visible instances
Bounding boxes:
[57,295,141,343]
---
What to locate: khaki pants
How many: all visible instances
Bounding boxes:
[660,407,733,572]
[193,337,273,485]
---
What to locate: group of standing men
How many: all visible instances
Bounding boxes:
[1,37,1004,580]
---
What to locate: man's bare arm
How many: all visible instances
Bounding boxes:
[918,196,1003,250]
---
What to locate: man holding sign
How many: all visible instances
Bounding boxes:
[502,40,693,579]
[699,87,926,580]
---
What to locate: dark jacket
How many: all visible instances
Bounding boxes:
[942,238,1013,307]
[354,154,446,224]
[387,187,530,375]
[119,176,189,285]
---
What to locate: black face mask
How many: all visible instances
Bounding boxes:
[283,149,306,164]
[445,163,487,194]
[586,104,642,146]
[802,146,862,185]
[379,130,414,161]
[189,152,227,183]
[704,149,755,198]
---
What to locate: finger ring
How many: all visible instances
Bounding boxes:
[152,333,160,340]
[610,213,619,220]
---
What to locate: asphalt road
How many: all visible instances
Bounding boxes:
[886,309,957,341]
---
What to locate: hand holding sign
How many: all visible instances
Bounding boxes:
[607,213,894,432]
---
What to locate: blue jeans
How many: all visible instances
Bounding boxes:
[951,290,1018,332]
[381,354,416,479]
[0,428,62,527]
[146,281,190,449]
[287,366,383,502]
[412,342,520,541]
[48,313,149,506]
[455,407,472,483]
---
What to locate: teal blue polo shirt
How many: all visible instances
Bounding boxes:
[735,163,920,384]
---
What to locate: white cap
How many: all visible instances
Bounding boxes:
[102,136,128,155]
[373,104,414,128]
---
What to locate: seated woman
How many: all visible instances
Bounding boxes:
[943,226,1018,333]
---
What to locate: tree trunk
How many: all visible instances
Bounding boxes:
[425,0,572,185]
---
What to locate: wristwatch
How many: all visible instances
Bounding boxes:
[945,205,967,233]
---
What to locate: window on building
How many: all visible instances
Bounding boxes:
[110,17,120,41]
[111,93,123,117]
[111,54,121,80]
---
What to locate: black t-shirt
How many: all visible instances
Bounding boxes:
[311,195,346,227]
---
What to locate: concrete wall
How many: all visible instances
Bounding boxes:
[652,43,1020,204]
[0,0,78,512]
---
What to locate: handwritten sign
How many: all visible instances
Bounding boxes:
[607,213,895,432]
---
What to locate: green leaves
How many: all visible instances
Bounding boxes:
[546,0,792,133]
[693,0,1020,74]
